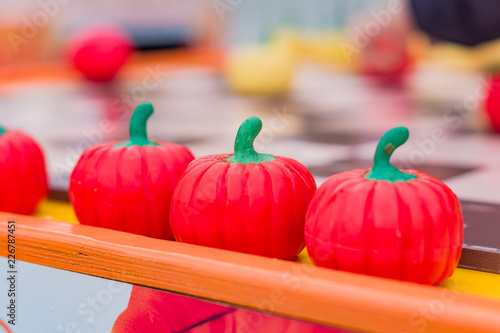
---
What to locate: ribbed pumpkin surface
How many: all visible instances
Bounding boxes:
[69,142,194,240]
[305,169,463,285]
[170,154,316,260]
[0,130,48,214]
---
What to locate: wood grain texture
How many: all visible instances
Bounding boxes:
[1,212,499,333]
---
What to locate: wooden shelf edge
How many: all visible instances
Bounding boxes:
[0,212,499,333]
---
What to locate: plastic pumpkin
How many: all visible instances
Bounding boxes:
[69,103,194,239]
[0,126,48,214]
[305,127,463,284]
[170,117,316,259]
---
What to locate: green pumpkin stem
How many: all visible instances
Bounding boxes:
[115,103,159,147]
[364,127,417,182]
[224,117,275,164]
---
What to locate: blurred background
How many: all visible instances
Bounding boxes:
[1,0,500,198]
[1,0,498,68]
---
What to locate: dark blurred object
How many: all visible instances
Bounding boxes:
[125,25,193,51]
[411,0,500,46]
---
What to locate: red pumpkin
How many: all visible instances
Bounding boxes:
[68,26,135,82]
[305,127,463,285]
[484,73,500,132]
[69,103,194,239]
[170,117,316,260]
[0,127,48,214]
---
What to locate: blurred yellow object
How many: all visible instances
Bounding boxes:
[271,29,304,55]
[33,199,78,224]
[225,29,500,96]
[272,29,353,69]
[424,43,479,71]
[225,43,295,95]
[475,39,500,70]
[272,30,428,71]
[444,268,500,300]
[299,32,352,69]
[422,37,500,72]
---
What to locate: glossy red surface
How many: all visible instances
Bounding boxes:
[68,27,135,82]
[0,130,48,214]
[484,75,500,132]
[113,286,342,333]
[170,155,317,260]
[69,141,194,239]
[113,286,232,332]
[305,169,463,285]
[190,309,339,333]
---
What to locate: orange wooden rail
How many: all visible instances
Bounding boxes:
[0,47,224,85]
[0,212,499,333]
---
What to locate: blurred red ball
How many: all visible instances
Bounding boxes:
[485,74,500,132]
[358,34,412,84]
[68,27,135,82]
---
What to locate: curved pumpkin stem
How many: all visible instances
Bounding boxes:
[365,127,417,182]
[224,117,275,164]
[115,103,159,147]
